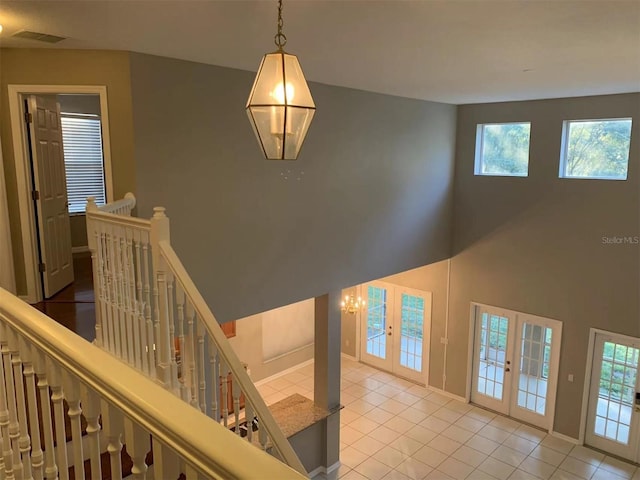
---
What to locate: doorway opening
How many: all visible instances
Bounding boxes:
[469,303,562,431]
[8,85,112,303]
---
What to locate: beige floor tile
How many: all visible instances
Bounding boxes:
[394,457,434,480]
[412,445,449,469]
[437,457,475,479]
[477,456,516,480]
[354,457,393,480]
[518,455,557,480]
[451,445,488,468]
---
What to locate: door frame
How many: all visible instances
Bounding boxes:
[579,328,640,446]
[356,280,432,386]
[8,85,113,303]
[467,302,562,433]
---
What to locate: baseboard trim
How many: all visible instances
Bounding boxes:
[341,352,358,361]
[72,246,89,254]
[308,461,341,478]
[551,431,581,445]
[255,358,314,386]
[19,294,35,304]
[428,386,467,403]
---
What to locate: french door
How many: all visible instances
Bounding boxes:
[471,305,562,430]
[585,332,640,462]
[359,282,432,384]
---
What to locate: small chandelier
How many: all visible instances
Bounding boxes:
[246,0,316,160]
[341,294,365,315]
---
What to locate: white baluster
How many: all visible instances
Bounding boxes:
[150,442,179,480]
[61,372,83,480]
[2,327,22,480]
[107,225,122,358]
[101,402,123,480]
[220,360,229,428]
[0,324,15,480]
[175,285,187,400]
[245,402,254,444]
[167,273,177,385]
[79,386,100,480]
[231,374,241,436]
[150,207,177,391]
[123,228,136,366]
[133,231,147,374]
[258,416,268,451]
[142,233,155,377]
[115,228,128,363]
[33,351,57,480]
[123,418,149,480]
[22,343,43,480]
[86,201,103,347]
[208,345,219,421]
[99,227,114,354]
[48,365,68,480]
[11,335,32,480]
[196,322,206,414]
[187,307,198,408]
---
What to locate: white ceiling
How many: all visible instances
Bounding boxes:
[0,1,639,104]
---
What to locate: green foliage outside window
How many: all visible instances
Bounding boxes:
[563,119,632,179]
[478,123,531,176]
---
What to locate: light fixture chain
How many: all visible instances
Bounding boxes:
[274,0,287,50]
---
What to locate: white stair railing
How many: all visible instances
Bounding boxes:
[86,195,307,476]
[0,288,307,480]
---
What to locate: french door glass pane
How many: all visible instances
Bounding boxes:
[477,314,508,400]
[517,323,551,415]
[366,286,387,359]
[594,341,639,444]
[399,293,424,372]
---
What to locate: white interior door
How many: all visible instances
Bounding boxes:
[360,282,431,384]
[585,332,640,462]
[360,283,394,372]
[27,95,74,298]
[471,306,562,429]
[472,307,514,414]
[391,287,431,383]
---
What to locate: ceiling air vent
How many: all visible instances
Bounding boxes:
[12,30,66,44]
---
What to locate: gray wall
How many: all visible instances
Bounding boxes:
[448,93,640,438]
[129,53,457,323]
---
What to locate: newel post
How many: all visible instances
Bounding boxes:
[150,207,178,392]
[85,197,104,347]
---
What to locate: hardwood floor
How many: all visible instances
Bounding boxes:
[32,252,96,342]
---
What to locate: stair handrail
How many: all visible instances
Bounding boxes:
[87,192,136,215]
[86,195,308,476]
[0,288,307,480]
[157,240,308,476]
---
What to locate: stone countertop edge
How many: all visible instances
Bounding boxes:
[268,393,342,438]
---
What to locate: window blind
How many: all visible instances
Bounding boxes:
[60,114,106,214]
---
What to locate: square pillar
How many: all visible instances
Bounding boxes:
[314,292,341,469]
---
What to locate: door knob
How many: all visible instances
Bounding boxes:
[506,360,511,365]
[388,332,392,336]
[505,368,511,372]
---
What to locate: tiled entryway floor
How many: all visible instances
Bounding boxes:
[257,357,639,480]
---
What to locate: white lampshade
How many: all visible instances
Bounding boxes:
[246,51,315,160]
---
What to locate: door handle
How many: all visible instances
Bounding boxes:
[505,368,511,372]
[506,360,511,365]
[388,332,392,336]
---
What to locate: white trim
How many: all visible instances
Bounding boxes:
[465,303,477,403]
[428,385,467,403]
[308,461,341,478]
[443,259,451,391]
[0,134,16,294]
[8,85,113,303]
[71,246,89,254]
[341,352,358,362]
[579,328,598,443]
[551,431,581,445]
[254,358,314,387]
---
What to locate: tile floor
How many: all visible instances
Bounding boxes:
[257,357,640,480]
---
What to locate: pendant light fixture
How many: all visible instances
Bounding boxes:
[246,0,315,160]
